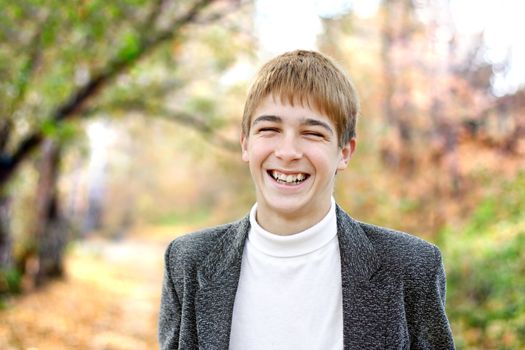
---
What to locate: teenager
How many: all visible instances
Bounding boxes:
[159,50,455,349]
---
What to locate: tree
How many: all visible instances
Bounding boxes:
[318,0,524,234]
[0,0,246,291]
[0,0,234,188]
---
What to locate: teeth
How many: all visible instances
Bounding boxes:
[271,171,307,184]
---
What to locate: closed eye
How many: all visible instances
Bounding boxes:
[303,131,326,138]
[256,127,280,134]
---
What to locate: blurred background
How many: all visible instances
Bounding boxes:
[1,0,524,349]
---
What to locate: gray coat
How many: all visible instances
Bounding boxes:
[159,206,455,349]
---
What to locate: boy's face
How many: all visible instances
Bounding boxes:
[241,95,355,224]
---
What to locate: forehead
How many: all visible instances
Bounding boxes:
[252,94,336,126]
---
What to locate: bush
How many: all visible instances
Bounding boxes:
[442,173,525,349]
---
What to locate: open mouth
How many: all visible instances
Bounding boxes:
[268,170,310,185]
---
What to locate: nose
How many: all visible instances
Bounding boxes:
[274,134,302,161]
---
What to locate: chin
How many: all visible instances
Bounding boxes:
[264,198,310,216]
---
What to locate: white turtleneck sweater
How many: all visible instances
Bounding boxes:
[229,199,343,349]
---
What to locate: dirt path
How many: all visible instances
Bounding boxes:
[0,229,181,350]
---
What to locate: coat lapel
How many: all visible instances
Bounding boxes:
[194,217,250,349]
[336,206,387,349]
[193,207,386,349]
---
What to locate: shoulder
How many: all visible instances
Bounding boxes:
[353,221,454,346]
[165,220,242,268]
[356,220,442,279]
[358,221,439,260]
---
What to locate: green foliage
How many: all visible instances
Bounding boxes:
[117,30,142,63]
[203,27,239,71]
[41,120,80,143]
[187,96,216,116]
[465,173,525,236]
[0,267,23,299]
[154,207,211,227]
[0,0,154,124]
[443,172,525,349]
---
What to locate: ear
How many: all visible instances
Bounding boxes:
[240,133,249,162]
[337,138,356,171]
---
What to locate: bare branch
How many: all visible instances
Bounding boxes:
[2,14,48,157]
[0,120,12,154]
[6,15,48,119]
[81,103,238,153]
[193,0,248,25]
[157,109,239,152]
[0,133,44,186]
[139,0,216,52]
[141,0,169,31]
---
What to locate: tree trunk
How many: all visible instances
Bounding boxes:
[0,196,12,268]
[32,139,67,287]
[380,0,416,172]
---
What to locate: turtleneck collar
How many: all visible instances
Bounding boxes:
[248,197,337,257]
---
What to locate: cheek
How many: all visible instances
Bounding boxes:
[310,150,341,175]
[245,141,271,165]
[253,139,275,159]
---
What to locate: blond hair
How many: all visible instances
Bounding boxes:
[242,50,360,147]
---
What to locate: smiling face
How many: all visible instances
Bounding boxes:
[241,95,356,234]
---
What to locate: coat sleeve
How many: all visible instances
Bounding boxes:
[158,241,182,350]
[409,246,455,349]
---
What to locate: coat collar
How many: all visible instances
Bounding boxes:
[194,206,382,349]
[335,205,386,348]
[335,204,381,285]
[194,217,250,349]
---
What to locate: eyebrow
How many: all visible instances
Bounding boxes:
[252,115,281,125]
[252,115,334,135]
[303,118,334,134]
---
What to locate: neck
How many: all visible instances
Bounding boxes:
[255,198,333,235]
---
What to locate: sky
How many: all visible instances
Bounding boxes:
[254,0,525,95]
[255,0,358,58]
[450,0,525,94]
